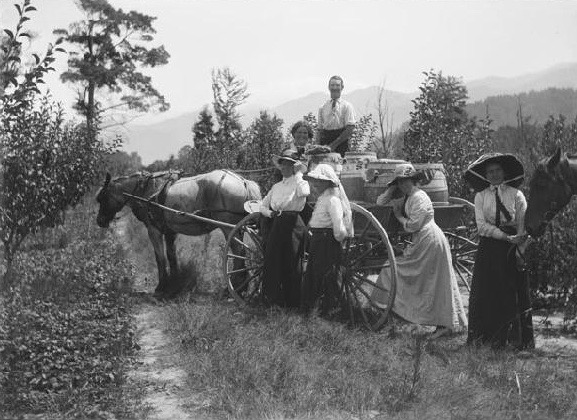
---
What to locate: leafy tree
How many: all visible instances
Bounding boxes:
[192,106,216,148]
[403,70,492,198]
[54,0,170,133]
[240,111,284,169]
[349,114,378,153]
[1,1,117,287]
[103,150,143,176]
[211,67,249,145]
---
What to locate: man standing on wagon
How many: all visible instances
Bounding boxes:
[317,75,357,157]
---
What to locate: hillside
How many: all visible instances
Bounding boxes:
[120,62,577,164]
[466,88,577,127]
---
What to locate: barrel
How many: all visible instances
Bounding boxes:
[413,163,449,204]
[363,159,408,203]
[340,151,377,201]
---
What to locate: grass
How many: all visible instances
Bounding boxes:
[160,299,577,419]
[150,223,577,420]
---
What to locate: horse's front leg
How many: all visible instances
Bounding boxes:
[147,226,169,296]
[164,230,180,296]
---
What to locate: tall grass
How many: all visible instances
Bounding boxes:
[161,300,577,419]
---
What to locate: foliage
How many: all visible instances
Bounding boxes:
[239,110,284,169]
[54,0,170,130]
[1,1,65,116]
[0,96,117,281]
[521,115,577,316]
[402,70,493,199]
[192,105,216,148]
[0,202,141,418]
[349,113,378,153]
[467,88,577,129]
[211,67,249,146]
[0,0,118,286]
[103,150,143,176]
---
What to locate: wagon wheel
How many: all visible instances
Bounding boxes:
[332,202,398,331]
[444,197,478,291]
[223,212,265,306]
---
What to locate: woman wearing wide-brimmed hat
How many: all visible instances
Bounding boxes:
[464,153,534,350]
[259,148,310,308]
[373,163,468,338]
[301,163,354,314]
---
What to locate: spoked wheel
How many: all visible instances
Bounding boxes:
[223,213,265,305]
[332,202,398,331]
[444,197,478,291]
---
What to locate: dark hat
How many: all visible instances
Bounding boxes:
[272,148,307,172]
[387,163,424,187]
[464,153,524,192]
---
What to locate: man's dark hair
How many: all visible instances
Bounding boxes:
[329,75,344,88]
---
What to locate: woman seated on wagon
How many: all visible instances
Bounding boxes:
[372,163,467,338]
[259,149,310,308]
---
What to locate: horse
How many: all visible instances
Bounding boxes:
[525,148,577,238]
[96,169,261,297]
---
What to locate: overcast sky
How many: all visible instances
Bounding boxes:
[2,0,577,123]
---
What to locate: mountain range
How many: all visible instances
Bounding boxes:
[118,62,577,164]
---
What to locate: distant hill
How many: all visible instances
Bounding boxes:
[467,62,577,101]
[466,88,577,127]
[120,62,577,164]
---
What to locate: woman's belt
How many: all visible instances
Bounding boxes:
[500,225,517,235]
[309,227,334,235]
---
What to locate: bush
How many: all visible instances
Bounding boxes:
[0,216,140,418]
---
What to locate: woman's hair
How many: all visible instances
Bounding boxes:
[290,120,314,139]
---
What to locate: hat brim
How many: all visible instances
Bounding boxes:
[386,172,425,187]
[464,154,524,192]
[272,155,307,173]
[303,173,339,187]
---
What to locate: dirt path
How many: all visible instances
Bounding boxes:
[114,216,195,420]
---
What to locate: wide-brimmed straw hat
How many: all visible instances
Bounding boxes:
[464,153,524,192]
[304,163,340,187]
[387,163,424,187]
[272,148,307,173]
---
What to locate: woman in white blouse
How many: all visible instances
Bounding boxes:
[259,149,310,308]
[373,163,467,337]
[302,163,353,314]
[464,153,534,349]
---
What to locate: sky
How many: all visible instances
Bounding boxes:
[2,0,577,125]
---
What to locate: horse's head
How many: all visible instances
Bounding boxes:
[96,173,128,228]
[526,148,573,237]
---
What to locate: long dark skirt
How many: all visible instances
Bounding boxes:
[467,236,535,349]
[301,229,342,314]
[261,212,305,308]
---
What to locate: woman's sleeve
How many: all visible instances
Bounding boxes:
[294,172,310,197]
[475,191,507,240]
[259,188,273,217]
[401,192,433,233]
[328,196,348,242]
[515,189,528,234]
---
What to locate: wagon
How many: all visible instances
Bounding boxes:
[223,155,478,331]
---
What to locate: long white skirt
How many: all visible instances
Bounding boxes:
[374,221,467,330]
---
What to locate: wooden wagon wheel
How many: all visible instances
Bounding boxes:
[223,212,265,306]
[333,202,398,331]
[444,197,478,291]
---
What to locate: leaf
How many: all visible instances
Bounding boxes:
[4,29,14,39]
[32,53,40,64]
[55,47,65,53]
[19,32,31,38]
[15,4,22,15]
[25,6,37,12]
